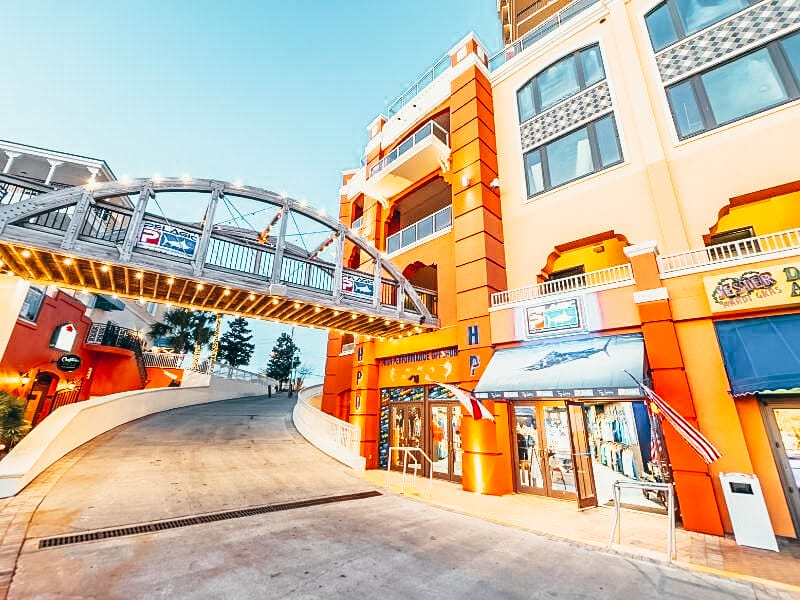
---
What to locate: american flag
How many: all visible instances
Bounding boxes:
[434,382,494,422]
[626,371,721,464]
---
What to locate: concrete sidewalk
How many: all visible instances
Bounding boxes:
[358,469,800,596]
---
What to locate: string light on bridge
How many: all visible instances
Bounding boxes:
[258,209,283,245]
[20,250,30,258]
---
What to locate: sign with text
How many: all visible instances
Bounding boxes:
[526,298,582,335]
[342,275,374,298]
[139,221,198,258]
[704,262,800,313]
[56,354,82,372]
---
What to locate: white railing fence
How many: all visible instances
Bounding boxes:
[658,227,800,275]
[142,353,275,388]
[292,384,365,470]
[491,263,634,306]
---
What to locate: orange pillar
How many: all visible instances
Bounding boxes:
[350,340,381,468]
[449,37,512,495]
[624,243,724,535]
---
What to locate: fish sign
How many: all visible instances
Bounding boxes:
[342,275,374,298]
[139,222,198,258]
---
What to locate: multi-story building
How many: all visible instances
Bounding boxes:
[0,140,168,426]
[322,0,800,541]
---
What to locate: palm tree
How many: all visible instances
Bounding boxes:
[189,312,215,371]
[149,308,194,353]
[149,309,215,370]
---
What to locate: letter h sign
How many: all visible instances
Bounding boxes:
[467,324,479,346]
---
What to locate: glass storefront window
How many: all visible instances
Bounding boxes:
[773,408,800,487]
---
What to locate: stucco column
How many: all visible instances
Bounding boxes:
[624,241,723,535]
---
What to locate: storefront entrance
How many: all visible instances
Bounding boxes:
[513,401,596,507]
[430,403,463,482]
[761,398,800,535]
[513,399,672,512]
[388,401,424,470]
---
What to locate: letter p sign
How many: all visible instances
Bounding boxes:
[469,355,480,377]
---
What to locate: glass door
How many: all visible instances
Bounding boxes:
[389,403,424,470]
[513,404,545,493]
[764,402,800,534]
[430,404,463,482]
[542,403,576,499]
[566,401,598,509]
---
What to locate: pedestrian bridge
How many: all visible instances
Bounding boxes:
[0,178,438,337]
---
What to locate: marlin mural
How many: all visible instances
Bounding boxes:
[523,337,612,371]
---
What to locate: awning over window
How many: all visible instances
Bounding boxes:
[93,294,124,311]
[474,333,644,399]
[715,314,800,396]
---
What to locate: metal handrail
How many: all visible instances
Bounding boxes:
[369,120,449,179]
[142,352,186,368]
[387,54,451,117]
[386,204,452,254]
[489,0,601,71]
[386,446,434,497]
[608,480,676,561]
[657,227,800,275]
[491,263,634,306]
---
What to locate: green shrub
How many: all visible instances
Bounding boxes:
[0,391,30,452]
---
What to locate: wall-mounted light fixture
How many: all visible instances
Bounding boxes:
[460,174,471,188]
[490,177,500,188]
[19,371,31,386]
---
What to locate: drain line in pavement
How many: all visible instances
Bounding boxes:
[38,490,381,549]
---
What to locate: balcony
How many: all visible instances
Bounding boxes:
[387,54,451,118]
[658,227,800,277]
[360,120,450,202]
[386,205,452,255]
[488,0,602,71]
[491,263,634,307]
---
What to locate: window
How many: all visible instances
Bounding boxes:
[666,33,800,139]
[19,286,45,322]
[523,115,623,197]
[517,45,606,123]
[645,0,753,52]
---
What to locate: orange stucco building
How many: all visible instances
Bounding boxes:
[323,0,800,542]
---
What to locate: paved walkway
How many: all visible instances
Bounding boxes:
[359,469,800,595]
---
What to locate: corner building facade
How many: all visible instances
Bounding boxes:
[323,0,800,539]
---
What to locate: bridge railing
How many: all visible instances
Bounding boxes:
[292,384,366,470]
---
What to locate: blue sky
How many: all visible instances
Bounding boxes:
[1,1,502,382]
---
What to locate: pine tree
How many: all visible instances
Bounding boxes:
[265,332,300,392]
[218,317,255,375]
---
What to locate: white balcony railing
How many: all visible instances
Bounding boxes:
[368,120,449,179]
[386,205,452,254]
[292,384,365,470]
[491,263,634,307]
[143,352,187,369]
[387,54,451,117]
[658,227,800,276]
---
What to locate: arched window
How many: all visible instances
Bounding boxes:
[645,0,752,52]
[516,44,605,123]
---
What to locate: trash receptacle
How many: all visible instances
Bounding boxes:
[719,472,778,552]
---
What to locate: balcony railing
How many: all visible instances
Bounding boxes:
[142,352,186,369]
[489,0,601,71]
[387,54,451,117]
[369,120,449,179]
[658,227,800,275]
[491,263,634,306]
[386,205,452,254]
[86,321,144,352]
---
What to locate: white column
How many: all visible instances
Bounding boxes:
[2,151,21,174]
[44,160,63,185]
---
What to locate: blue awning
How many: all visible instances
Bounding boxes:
[474,333,644,399]
[715,314,800,396]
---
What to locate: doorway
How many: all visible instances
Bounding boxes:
[762,399,800,535]
[429,403,463,482]
[513,401,596,506]
[389,402,424,470]
[25,372,56,426]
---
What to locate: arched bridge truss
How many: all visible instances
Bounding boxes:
[0,179,439,337]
